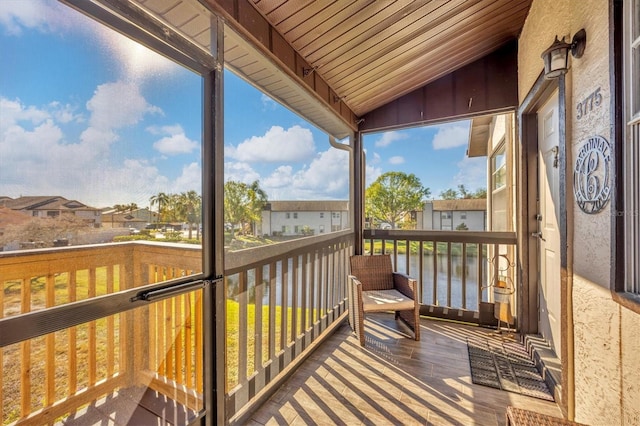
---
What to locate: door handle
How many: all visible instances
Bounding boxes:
[531,232,546,241]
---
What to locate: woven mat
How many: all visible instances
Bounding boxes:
[467,336,554,401]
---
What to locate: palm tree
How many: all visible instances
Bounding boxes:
[180,190,201,239]
[149,192,169,224]
[247,181,267,236]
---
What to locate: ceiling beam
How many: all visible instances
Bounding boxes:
[204,0,358,132]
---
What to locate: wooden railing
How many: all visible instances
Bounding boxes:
[363,229,517,324]
[223,231,353,420]
[0,230,515,424]
[0,242,203,425]
[0,232,353,424]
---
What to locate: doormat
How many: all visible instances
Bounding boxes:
[467,336,554,401]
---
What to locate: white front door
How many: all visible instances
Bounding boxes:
[537,91,562,359]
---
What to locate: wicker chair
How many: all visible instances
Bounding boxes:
[348,254,420,346]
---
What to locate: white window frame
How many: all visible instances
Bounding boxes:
[624,0,640,294]
[491,141,507,192]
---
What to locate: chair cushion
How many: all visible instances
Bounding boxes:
[362,289,415,312]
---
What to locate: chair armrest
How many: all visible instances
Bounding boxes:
[392,272,417,300]
[348,275,364,303]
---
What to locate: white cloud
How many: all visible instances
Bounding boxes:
[292,148,348,194]
[452,156,487,188]
[375,131,409,147]
[365,150,381,165]
[224,162,261,184]
[87,81,161,130]
[0,0,71,35]
[389,156,404,165]
[257,148,350,200]
[0,97,49,130]
[432,123,470,150]
[0,92,197,207]
[49,101,83,124]
[173,162,202,193]
[261,94,277,110]
[365,164,382,187]
[229,125,315,163]
[151,125,199,155]
[262,166,293,189]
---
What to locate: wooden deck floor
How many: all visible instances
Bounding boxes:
[247,314,563,426]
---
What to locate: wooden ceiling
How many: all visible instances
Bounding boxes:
[249,0,533,117]
[94,0,531,137]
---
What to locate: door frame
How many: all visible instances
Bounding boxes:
[517,71,571,416]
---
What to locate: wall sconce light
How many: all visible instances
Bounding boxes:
[541,28,586,79]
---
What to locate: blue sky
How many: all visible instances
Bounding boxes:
[0,1,486,208]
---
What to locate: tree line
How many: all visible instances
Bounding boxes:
[149,190,202,239]
[150,181,268,239]
[365,172,486,230]
[0,172,485,250]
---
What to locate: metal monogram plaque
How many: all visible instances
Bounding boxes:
[573,135,611,214]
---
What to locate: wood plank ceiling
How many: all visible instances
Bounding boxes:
[250,0,533,117]
[119,0,531,137]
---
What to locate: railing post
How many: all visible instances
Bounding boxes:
[123,245,138,388]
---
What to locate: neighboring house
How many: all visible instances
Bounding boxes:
[419,199,487,231]
[260,201,349,237]
[101,207,159,230]
[0,196,102,227]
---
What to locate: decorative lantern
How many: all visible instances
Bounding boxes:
[541,29,587,79]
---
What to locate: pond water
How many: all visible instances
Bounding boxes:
[394,253,489,310]
[227,252,493,312]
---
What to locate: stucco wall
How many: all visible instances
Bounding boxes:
[518,0,572,103]
[520,1,640,424]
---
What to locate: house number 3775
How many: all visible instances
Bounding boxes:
[576,87,602,120]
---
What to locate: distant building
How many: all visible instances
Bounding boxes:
[101,207,159,229]
[0,196,102,227]
[260,201,349,237]
[418,199,487,231]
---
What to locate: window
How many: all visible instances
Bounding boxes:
[294,225,299,233]
[624,0,640,294]
[461,212,467,220]
[293,212,298,219]
[491,144,506,191]
[47,211,59,218]
[441,212,451,220]
[319,225,325,233]
[332,212,340,219]
[320,212,324,218]
[286,213,291,219]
